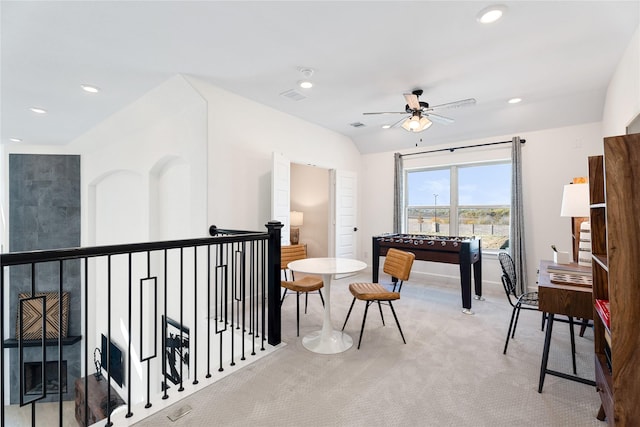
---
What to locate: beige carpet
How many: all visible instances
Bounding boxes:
[134,272,601,427]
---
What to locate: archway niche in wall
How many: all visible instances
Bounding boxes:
[290,163,330,257]
[149,156,191,241]
[91,169,146,246]
[87,169,146,401]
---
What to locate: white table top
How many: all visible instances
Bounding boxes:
[287,257,367,275]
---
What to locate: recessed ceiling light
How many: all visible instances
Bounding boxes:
[81,84,100,93]
[477,5,507,24]
[29,107,47,114]
[508,97,522,104]
[381,124,391,129]
[9,137,22,142]
[298,80,313,89]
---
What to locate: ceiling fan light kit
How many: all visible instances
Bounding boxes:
[401,115,432,132]
[363,89,475,133]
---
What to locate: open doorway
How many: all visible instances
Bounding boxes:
[271,152,358,258]
[290,163,330,257]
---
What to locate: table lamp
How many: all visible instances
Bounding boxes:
[290,211,304,245]
[560,182,591,266]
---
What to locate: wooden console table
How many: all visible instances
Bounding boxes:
[74,375,125,426]
[537,259,595,392]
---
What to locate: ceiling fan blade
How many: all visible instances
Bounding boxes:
[403,93,420,110]
[425,113,454,124]
[363,111,407,115]
[389,116,409,128]
[428,98,477,111]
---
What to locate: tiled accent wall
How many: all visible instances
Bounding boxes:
[8,154,81,403]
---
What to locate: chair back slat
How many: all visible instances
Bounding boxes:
[498,252,518,297]
[382,248,416,282]
[281,244,308,269]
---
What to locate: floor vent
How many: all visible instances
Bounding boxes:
[167,404,192,422]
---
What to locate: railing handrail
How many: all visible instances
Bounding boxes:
[1,222,283,426]
[0,231,268,267]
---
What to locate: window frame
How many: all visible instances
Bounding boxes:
[403,159,511,253]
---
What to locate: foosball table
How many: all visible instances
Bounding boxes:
[372,234,483,314]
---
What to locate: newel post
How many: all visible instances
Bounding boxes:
[266,221,283,345]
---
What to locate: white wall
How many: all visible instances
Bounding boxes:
[68,74,208,405]
[183,76,361,233]
[359,122,604,292]
[1,72,362,406]
[602,26,640,136]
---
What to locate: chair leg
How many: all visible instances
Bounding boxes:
[318,289,325,307]
[357,301,371,349]
[296,291,300,337]
[503,306,518,354]
[388,301,406,344]
[280,288,287,306]
[541,312,546,331]
[512,304,523,338]
[305,292,309,314]
[341,297,356,331]
[569,316,577,375]
[377,301,385,326]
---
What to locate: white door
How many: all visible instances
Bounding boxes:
[271,152,290,246]
[331,169,357,258]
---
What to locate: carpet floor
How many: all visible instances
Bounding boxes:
[134,272,601,427]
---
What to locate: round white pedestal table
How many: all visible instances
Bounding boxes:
[287,257,367,354]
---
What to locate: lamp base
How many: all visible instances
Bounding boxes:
[290,227,300,245]
[578,221,592,267]
[571,217,589,263]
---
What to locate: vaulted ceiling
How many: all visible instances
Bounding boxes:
[2,1,638,154]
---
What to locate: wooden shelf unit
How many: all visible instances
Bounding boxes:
[588,133,640,425]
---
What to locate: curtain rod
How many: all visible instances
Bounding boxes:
[399,138,526,158]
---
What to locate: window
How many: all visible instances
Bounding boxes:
[405,161,511,251]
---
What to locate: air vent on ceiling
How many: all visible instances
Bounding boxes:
[279,89,306,101]
[350,122,366,128]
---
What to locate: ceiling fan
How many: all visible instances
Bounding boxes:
[363,90,476,132]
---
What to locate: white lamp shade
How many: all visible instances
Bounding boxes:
[290,211,304,227]
[401,115,432,132]
[560,183,589,217]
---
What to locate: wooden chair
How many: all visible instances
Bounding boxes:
[280,244,324,336]
[341,248,415,349]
